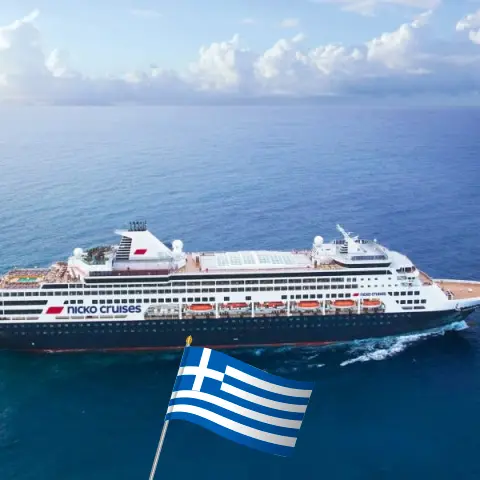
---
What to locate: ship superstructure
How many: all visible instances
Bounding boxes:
[0,221,478,352]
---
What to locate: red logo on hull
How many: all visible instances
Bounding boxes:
[134,249,147,255]
[46,306,64,314]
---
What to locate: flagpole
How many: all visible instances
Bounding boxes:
[148,335,192,480]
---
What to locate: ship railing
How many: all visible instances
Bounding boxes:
[90,269,173,277]
[419,271,434,285]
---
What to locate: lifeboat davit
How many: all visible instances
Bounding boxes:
[332,299,356,309]
[188,303,214,313]
[225,302,249,310]
[297,300,320,310]
[363,299,382,308]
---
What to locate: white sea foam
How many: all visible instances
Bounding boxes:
[340,321,468,367]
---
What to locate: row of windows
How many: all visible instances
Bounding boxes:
[2,274,409,297]
[85,291,359,306]
[388,291,420,297]
[2,315,399,328]
[9,282,434,298]
[0,309,43,315]
[62,284,361,296]
[84,270,393,284]
[5,321,397,336]
[396,299,427,305]
[0,300,48,306]
[41,277,363,289]
[0,317,402,333]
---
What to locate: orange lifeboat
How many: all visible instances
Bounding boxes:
[363,299,382,308]
[262,301,285,309]
[225,302,249,310]
[332,299,356,309]
[188,303,214,312]
[297,300,320,310]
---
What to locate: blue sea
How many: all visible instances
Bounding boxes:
[0,106,479,480]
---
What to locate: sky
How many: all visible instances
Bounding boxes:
[0,0,480,104]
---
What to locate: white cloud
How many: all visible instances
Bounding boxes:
[189,34,257,92]
[315,0,440,16]
[129,9,162,19]
[0,9,480,104]
[240,18,256,25]
[280,18,300,28]
[457,9,480,45]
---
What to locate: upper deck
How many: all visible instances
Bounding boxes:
[435,279,480,300]
[0,263,77,289]
[179,252,343,275]
[0,223,414,287]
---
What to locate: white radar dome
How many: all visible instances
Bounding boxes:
[172,240,183,252]
[314,236,324,247]
[73,248,84,257]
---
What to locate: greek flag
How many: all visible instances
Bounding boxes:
[166,346,314,457]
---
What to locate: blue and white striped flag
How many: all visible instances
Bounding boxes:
[166,346,315,457]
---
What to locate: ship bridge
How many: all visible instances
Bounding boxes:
[321,225,392,268]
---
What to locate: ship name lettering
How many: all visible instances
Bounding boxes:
[66,305,142,314]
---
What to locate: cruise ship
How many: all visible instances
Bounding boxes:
[0,221,479,352]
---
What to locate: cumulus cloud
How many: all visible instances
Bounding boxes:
[0,9,479,104]
[315,0,440,16]
[457,9,480,45]
[189,34,257,93]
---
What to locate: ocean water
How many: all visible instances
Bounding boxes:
[0,106,479,480]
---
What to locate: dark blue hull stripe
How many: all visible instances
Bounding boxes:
[0,309,472,351]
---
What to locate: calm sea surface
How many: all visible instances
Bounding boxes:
[0,106,479,479]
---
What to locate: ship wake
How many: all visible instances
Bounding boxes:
[340,320,468,367]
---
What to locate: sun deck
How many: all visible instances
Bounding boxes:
[0,263,78,289]
[178,253,344,275]
[435,279,480,300]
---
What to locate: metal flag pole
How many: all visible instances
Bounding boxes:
[148,335,193,480]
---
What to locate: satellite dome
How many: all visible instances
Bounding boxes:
[172,240,183,251]
[314,236,324,247]
[73,248,84,257]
